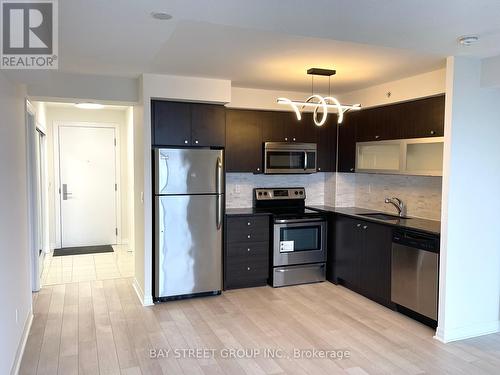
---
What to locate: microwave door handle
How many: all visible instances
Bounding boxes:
[304,151,308,170]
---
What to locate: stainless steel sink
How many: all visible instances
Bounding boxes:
[359,213,410,221]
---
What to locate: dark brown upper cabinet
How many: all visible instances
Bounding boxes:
[316,113,337,172]
[226,109,263,173]
[152,100,226,147]
[191,103,226,147]
[337,110,358,173]
[261,111,314,143]
[356,105,402,142]
[400,95,445,139]
[298,112,322,143]
[152,101,191,146]
[355,95,445,142]
[261,111,286,142]
[337,95,445,173]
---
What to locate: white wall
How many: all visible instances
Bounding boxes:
[436,57,500,342]
[126,107,135,251]
[28,72,138,103]
[133,103,146,302]
[41,105,132,249]
[0,73,33,374]
[229,86,313,111]
[481,55,500,88]
[338,68,446,108]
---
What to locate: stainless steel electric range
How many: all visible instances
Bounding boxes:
[253,187,327,287]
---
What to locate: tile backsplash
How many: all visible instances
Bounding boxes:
[226,173,329,208]
[335,173,442,221]
[226,172,442,221]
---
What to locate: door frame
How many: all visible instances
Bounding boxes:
[26,100,48,291]
[53,121,122,248]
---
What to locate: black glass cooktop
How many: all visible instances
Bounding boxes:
[253,207,323,219]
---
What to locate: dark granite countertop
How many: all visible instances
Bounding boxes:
[225,207,272,216]
[307,205,441,236]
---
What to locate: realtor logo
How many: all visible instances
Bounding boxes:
[1,0,58,69]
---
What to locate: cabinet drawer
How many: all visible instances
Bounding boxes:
[225,256,269,289]
[226,216,269,243]
[226,241,269,259]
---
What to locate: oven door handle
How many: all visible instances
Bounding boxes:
[304,151,308,170]
[275,218,324,224]
[276,264,325,272]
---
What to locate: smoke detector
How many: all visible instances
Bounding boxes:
[151,12,173,20]
[458,35,479,46]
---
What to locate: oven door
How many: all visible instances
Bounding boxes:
[273,218,326,266]
[264,143,317,174]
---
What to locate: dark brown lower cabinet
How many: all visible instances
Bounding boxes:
[224,215,270,289]
[333,215,392,306]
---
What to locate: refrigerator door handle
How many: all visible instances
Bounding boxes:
[163,155,169,191]
[215,155,223,194]
[216,194,222,230]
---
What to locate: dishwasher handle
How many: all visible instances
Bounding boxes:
[393,229,439,253]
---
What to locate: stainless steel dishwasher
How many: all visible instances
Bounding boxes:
[391,229,439,321]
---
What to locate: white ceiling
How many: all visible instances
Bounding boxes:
[8,0,500,92]
[43,102,129,111]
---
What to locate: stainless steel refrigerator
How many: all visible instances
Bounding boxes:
[154,148,224,299]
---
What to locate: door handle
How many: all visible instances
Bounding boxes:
[216,194,222,230]
[215,156,223,194]
[304,151,308,170]
[62,184,73,200]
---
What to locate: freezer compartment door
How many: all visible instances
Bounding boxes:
[155,195,223,298]
[155,148,224,195]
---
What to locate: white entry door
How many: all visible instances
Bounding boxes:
[59,126,117,248]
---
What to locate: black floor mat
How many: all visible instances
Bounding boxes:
[53,245,114,256]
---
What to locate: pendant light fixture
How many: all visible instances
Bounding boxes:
[277,68,361,126]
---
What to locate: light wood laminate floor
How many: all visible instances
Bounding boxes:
[20,280,500,375]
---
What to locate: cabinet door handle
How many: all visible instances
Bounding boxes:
[247,267,251,271]
[195,140,199,144]
[247,234,251,239]
[375,135,380,139]
[318,167,321,171]
[247,222,251,226]
[350,168,355,172]
[356,223,361,228]
[184,140,188,144]
[430,130,436,135]
[256,167,260,172]
[363,225,368,230]
[293,137,296,141]
[284,137,288,141]
[247,248,251,252]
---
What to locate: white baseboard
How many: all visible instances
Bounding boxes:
[434,320,500,343]
[132,278,153,306]
[10,310,33,375]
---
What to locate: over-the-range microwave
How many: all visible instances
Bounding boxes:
[264,142,317,174]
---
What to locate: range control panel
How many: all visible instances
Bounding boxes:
[254,188,306,200]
